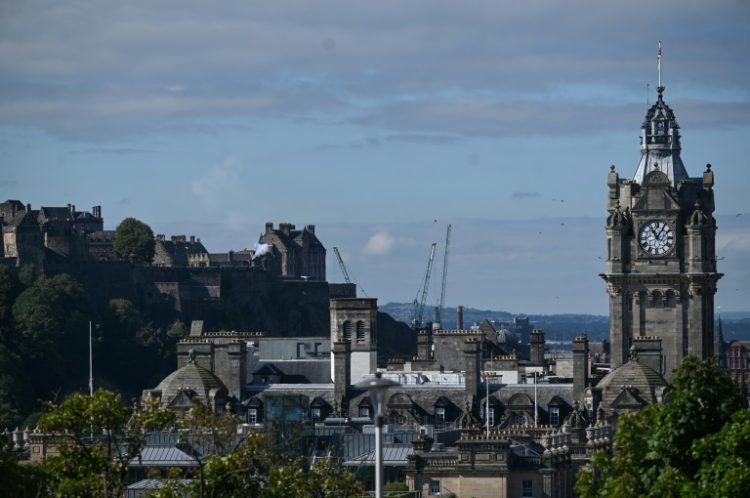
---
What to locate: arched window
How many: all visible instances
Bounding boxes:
[665,290,676,308]
[356,321,365,344]
[342,321,353,342]
[652,291,662,308]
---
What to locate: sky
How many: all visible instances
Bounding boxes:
[1,0,749,314]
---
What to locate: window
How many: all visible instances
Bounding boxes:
[435,407,445,424]
[356,321,365,344]
[342,321,353,342]
[311,408,322,421]
[359,406,370,418]
[429,479,440,495]
[515,415,526,426]
[550,407,560,426]
[522,479,533,498]
[395,414,406,425]
[247,408,258,424]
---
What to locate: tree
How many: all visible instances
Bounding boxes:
[150,402,363,498]
[576,356,747,498]
[0,435,47,498]
[113,217,155,263]
[38,389,174,498]
[166,320,188,339]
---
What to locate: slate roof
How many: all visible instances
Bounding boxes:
[39,206,74,222]
[155,358,227,404]
[4,210,39,228]
[129,446,198,467]
[252,360,332,384]
[633,87,689,186]
[594,357,667,407]
[344,444,414,467]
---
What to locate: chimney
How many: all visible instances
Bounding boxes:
[417,330,432,360]
[457,305,464,330]
[632,336,663,374]
[26,203,31,212]
[265,222,274,234]
[68,204,76,216]
[530,329,545,366]
[92,205,102,219]
[228,250,234,262]
[306,224,315,234]
[280,223,292,236]
[332,340,351,416]
[156,234,165,241]
[463,337,481,401]
[189,235,195,243]
[573,334,590,402]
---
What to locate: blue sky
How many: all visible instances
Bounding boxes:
[1,1,748,314]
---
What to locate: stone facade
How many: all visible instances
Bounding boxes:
[601,86,721,380]
[259,222,326,280]
[1,200,104,266]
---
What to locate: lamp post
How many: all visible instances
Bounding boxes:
[355,372,400,498]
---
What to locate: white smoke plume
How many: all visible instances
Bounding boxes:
[253,243,272,260]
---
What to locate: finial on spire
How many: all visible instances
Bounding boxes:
[705,163,712,172]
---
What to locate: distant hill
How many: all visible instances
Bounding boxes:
[379,303,750,343]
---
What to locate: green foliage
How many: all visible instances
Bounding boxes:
[113,217,155,262]
[17,264,40,288]
[576,356,748,498]
[0,343,32,427]
[39,389,174,498]
[166,320,188,339]
[146,401,362,498]
[12,273,88,356]
[0,435,48,498]
[385,480,411,497]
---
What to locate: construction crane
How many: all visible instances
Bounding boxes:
[332,247,352,283]
[435,224,452,326]
[332,247,368,297]
[412,242,437,330]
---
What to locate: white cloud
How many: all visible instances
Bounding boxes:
[191,156,242,202]
[364,231,395,256]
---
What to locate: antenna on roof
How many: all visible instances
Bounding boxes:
[657,41,662,89]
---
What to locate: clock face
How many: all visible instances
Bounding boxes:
[639,220,675,256]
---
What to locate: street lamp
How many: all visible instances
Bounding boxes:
[355,372,400,498]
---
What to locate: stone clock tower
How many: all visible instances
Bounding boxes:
[601,85,722,379]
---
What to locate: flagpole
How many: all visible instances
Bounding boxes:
[89,320,93,397]
[657,41,662,88]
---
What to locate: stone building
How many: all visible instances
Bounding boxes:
[259,222,326,280]
[1,199,104,266]
[153,234,209,267]
[601,85,721,380]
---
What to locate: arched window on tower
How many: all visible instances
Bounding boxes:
[355,321,365,344]
[652,291,663,308]
[665,290,676,308]
[342,321,353,342]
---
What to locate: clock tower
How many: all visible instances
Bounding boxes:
[601,84,722,379]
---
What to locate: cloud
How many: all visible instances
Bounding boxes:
[191,156,242,203]
[0,1,747,140]
[513,191,542,199]
[364,231,396,256]
[67,147,156,156]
